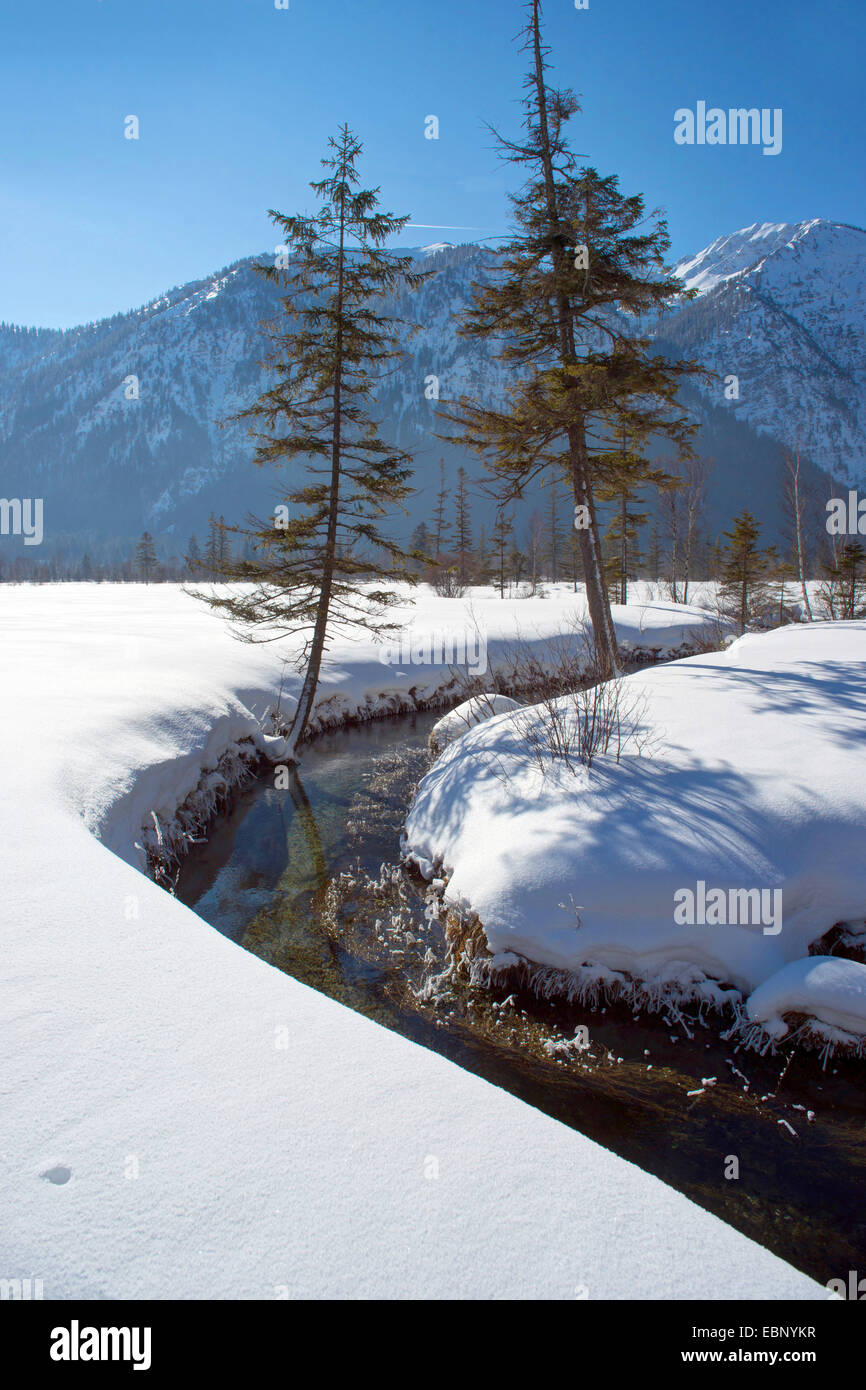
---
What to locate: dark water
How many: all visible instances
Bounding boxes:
[176,712,866,1290]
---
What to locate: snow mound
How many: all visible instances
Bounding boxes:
[746,956,866,1046]
[429,693,522,755]
[404,621,866,1050]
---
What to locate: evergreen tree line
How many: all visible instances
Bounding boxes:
[3,442,855,629]
[0,513,243,584]
[404,447,856,630]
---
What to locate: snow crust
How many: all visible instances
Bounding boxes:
[0,583,824,1298]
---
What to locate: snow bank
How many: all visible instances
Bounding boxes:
[0,584,823,1298]
[746,956,866,1050]
[404,621,866,1049]
[428,693,522,754]
[19,582,717,874]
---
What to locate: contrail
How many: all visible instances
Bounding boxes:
[406,223,491,231]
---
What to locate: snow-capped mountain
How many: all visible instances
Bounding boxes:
[0,219,861,559]
[664,219,866,485]
[419,241,457,257]
[673,221,804,294]
[0,242,511,557]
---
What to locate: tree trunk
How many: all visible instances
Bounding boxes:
[792,456,813,620]
[740,561,748,633]
[669,497,680,604]
[570,425,619,671]
[530,0,619,677]
[620,491,628,605]
[683,501,694,605]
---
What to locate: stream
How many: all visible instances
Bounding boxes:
[176,709,866,1290]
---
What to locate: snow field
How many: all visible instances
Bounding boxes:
[0,583,826,1297]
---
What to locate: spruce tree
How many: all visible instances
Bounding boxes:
[602,487,643,606]
[768,547,796,625]
[135,531,158,584]
[440,0,701,677]
[454,466,474,585]
[204,514,222,578]
[719,510,771,632]
[195,126,422,755]
[186,535,203,577]
[820,540,866,620]
[431,458,452,562]
[216,515,232,571]
[409,521,431,553]
[510,540,527,587]
[409,521,433,574]
[491,509,514,598]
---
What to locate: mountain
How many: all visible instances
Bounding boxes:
[663,219,866,487]
[0,219,862,563]
[0,243,510,561]
[673,221,806,294]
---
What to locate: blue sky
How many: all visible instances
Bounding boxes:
[1,0,863,327]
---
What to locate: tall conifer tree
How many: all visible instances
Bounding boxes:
[197,127,422,754]
[719,510,772,632]
[431,458,453,562]
[440,0,701,676]
[135,531,158,584]
[491,509,514,598]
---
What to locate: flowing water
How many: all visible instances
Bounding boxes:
[176,711,866,1289]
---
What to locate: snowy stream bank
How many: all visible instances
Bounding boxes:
[405,623,866,1061]
[0,584,826,1297]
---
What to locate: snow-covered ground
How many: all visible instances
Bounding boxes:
[405,621,866,1057]
[0,583,826,1297]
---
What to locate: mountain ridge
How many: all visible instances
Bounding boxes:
[0,217,860,560]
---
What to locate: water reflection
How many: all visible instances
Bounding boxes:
[176,711,436,956]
